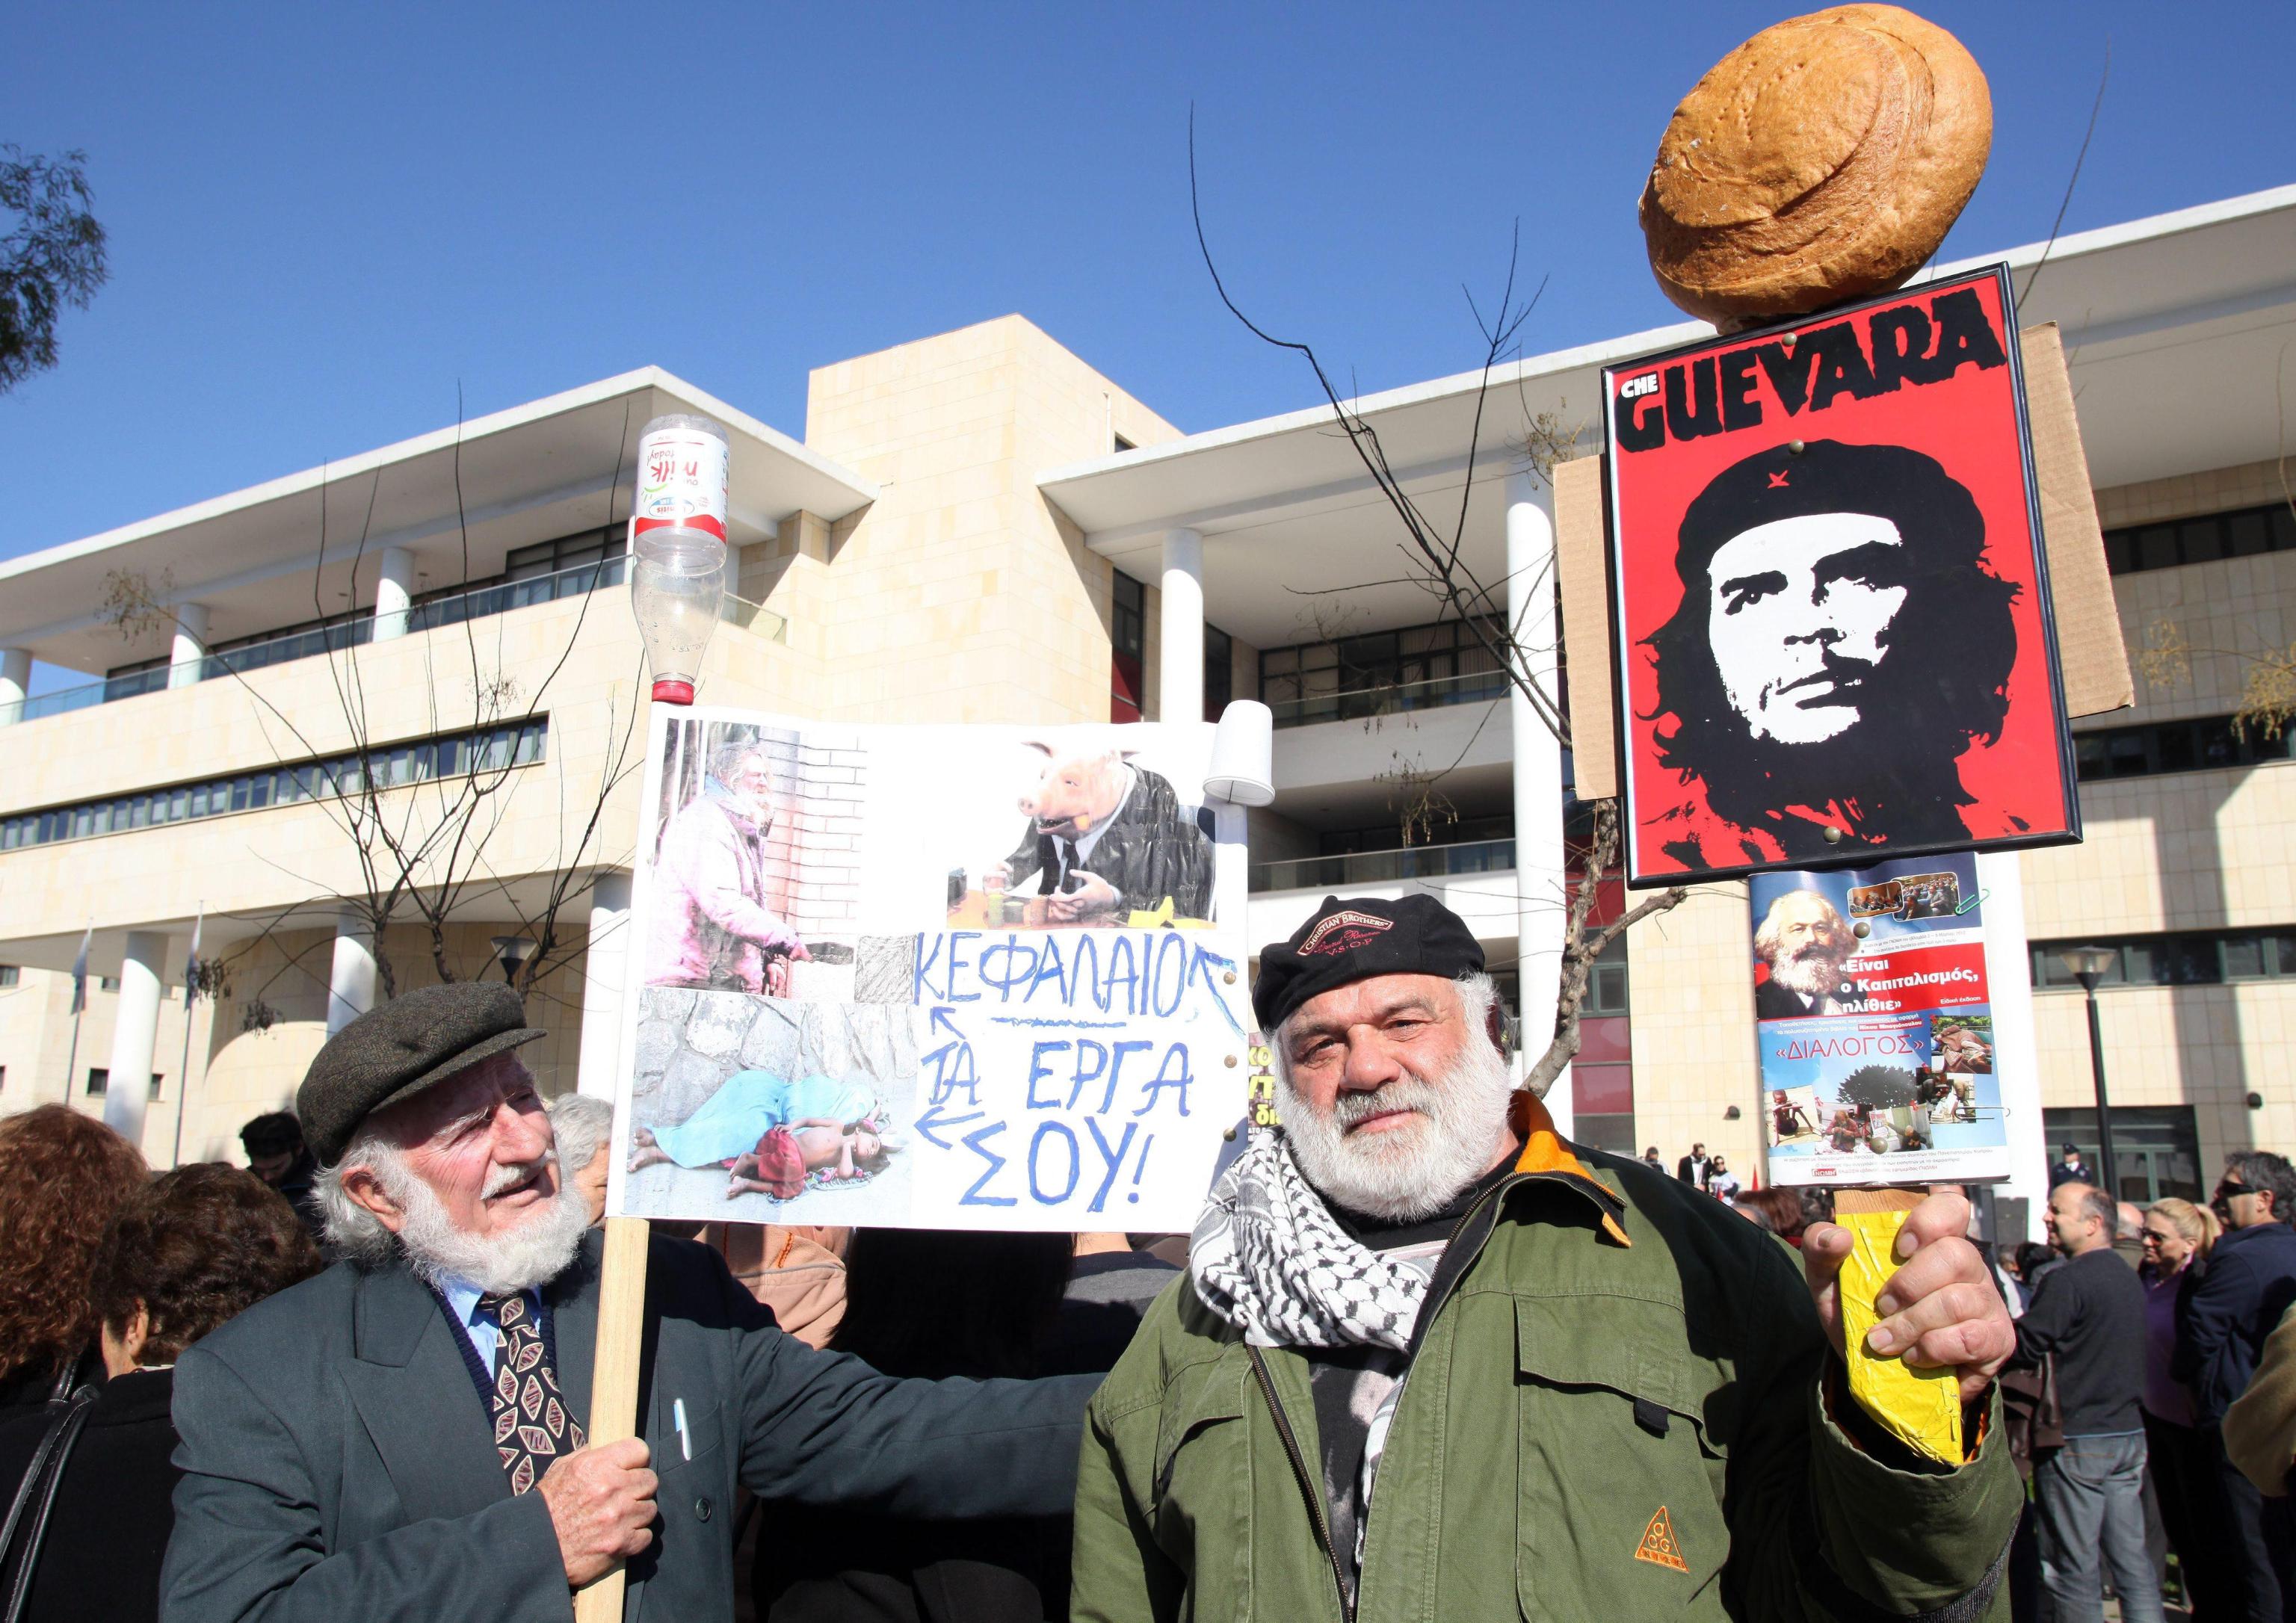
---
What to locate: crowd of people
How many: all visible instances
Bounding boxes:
[1642,1131,2296,1621]
[0,894,2287,1622]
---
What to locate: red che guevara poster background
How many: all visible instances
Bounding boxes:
[1602,265,2079,887]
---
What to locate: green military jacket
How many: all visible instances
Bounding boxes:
[1071,1117,2022,1623]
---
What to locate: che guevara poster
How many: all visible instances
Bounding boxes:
[606,707,1253,1231]
[1602,264,2080,887]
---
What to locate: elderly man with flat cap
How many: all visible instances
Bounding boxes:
[1071,894,2024,1623]
[163,983,1095,1622]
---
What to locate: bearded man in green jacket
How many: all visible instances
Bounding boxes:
[1070,895,2022,1623]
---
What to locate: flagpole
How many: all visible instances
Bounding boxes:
[170,906,203,1169]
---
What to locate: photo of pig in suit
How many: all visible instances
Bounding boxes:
[989,742,1217,924]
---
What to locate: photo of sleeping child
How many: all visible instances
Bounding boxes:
[617,986,920,1225]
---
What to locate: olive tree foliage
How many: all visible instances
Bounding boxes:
[0,146,108,395]
[1185,114,1686,1093]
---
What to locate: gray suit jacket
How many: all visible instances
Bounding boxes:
[162,1228,1097,1622]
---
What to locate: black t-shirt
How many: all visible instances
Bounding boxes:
[1309,1160,1516,1589]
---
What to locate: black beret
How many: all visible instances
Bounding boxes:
[1253,894,1485,1034]
[1674,438,1984,587]
[297,981,547,1165]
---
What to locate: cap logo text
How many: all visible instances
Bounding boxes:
[1298,910,1395,957]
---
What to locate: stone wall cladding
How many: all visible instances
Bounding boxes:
[629,985,919,1131]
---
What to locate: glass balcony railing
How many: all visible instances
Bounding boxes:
[1268,669,1510,729]
[1250,837,1516,894]
[6,557,786,723]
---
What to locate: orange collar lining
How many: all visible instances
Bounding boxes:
[1509,1091,1632,1248]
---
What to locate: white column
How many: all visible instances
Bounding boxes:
[1506,474,1571,1131]
[1158,528,1205,726]
[575,872,633,1100]
[327,910,377,1036]
[168,603,210,689]
[103,931,168,1149]
[374,546,416,641]
[1977,852,2051,1244]
[0,648,28,726]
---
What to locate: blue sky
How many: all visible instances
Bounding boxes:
[4,1,2292,564]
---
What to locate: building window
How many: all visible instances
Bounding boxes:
[2045,1105,2201,1204]
[99,975,120,992]
[0,965,16,987]
[502,528,620,581]
[2075,713,2291,781]
[1111,571,1146,723]
[85,1067,106,1096]
[103,525,629,689]
[0,719,548,855]
[1113,433,1136,454]
[2029,929,2296,989]
[1584,936,1632,1017]
[1259,616,1509,726]
[1203,625,1233,721]
[2102,501,2296,576]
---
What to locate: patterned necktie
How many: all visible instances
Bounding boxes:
[478,1291,585,1495]
[1060,838,1081,891]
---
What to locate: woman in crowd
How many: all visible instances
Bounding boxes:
[0,1107,147,1412]
[0,1163,322,1622]
[2139,1196,2224,1620]
[750,1228,1084,1622]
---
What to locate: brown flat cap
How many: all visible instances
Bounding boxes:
[297,981,546,1164]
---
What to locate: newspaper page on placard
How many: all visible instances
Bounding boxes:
[1750,852,2028,1187]
[605,708,1252,1231]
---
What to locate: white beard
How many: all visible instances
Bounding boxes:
[374,1147,590,1295]
[1276,1029,1518,1222]
[1772,950,1848,1001]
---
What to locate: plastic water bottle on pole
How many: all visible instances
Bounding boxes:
[581,412,729,1622]
[629,413,729,705]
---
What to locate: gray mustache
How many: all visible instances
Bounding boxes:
[1330,1082,1437,1128]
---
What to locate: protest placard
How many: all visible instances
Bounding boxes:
[1750,851,2036,1187]
[1603,265,2081,885]
[605,707,1251,1231]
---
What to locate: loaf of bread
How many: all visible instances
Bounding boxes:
[1639,4,1991,325]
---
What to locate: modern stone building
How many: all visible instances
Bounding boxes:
[1,185,2289,1220]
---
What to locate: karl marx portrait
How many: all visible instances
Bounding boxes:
[1641,439,2021,871]
[1753,888,1868,1019]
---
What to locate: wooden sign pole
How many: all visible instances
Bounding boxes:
[573,1214,652,1621]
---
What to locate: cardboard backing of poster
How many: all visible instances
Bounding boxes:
[1749,851,2033,1187]
[606,709,1252,1232]
[1561,313,2128,817]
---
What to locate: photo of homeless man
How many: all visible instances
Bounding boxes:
[957,738,1218,927]
[1634,439,2040,875]
[646,723,860,1000]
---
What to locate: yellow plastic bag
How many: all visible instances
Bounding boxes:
[1836,1204,1963,1465]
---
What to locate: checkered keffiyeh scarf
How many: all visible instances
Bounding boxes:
[1189,1131,1431,1351]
